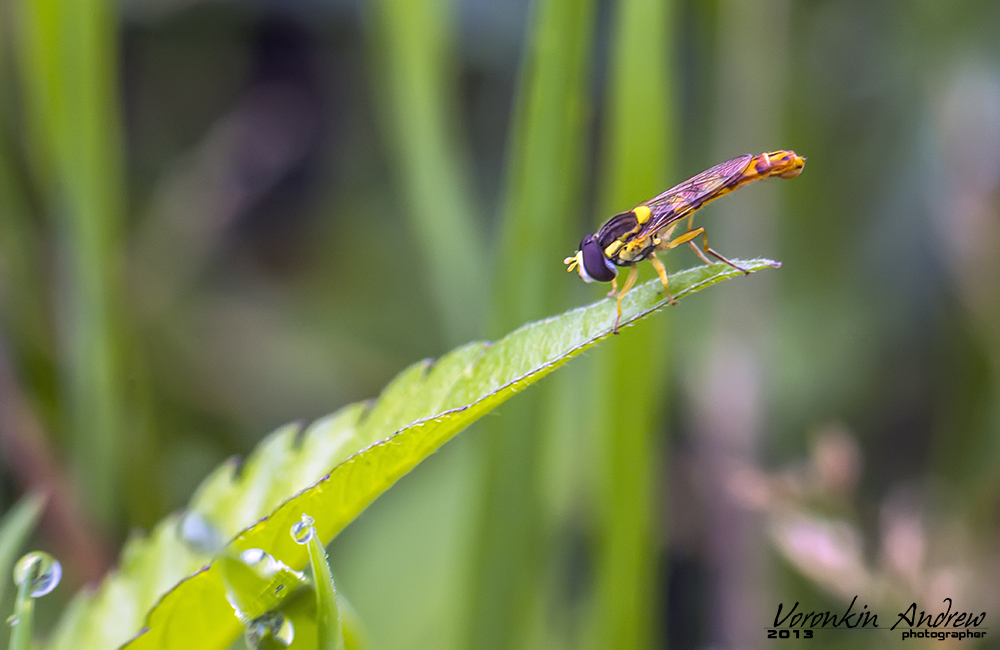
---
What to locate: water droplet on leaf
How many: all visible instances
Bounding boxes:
[178,511,225,554]
[13,552,61,597]
[245,611,294,648]
[290,514,315,545]
[238,548,287,579]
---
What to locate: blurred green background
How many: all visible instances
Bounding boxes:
[1,0,1000,647]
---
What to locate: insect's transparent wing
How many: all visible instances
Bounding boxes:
[637,153,754,239]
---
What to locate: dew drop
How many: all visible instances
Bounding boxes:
[290,514,315,545]
[240,548,266,565]
[178,511,225,554]
[245,611,295,648]
[6,615,18,627]
[13,552,61,597]
[238,548,284,578]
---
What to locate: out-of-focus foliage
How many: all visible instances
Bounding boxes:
[1,0,999,648]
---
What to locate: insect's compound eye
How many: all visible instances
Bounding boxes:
[579,236,617,283]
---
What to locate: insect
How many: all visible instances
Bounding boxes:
[565,149,805,332]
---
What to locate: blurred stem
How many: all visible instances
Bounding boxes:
[367,0,487,344]
[0,19,53,405]
[15,0,128,524]
[0,117,48,371]
[489,1,595,332]
[0,494,45,607]
[695,0,791,647]
[7,572,33,650]
[588,0,675,646]
[464,0,597,647]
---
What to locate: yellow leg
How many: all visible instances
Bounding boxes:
[697,229,748,274]
[667,227,748,274]
[648,252,674,304]
[606,276,618,297]
[687,240,714,265]
[664,227,702,249]
[613,265,639,334]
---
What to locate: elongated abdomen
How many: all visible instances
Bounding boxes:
[743,150,806,181]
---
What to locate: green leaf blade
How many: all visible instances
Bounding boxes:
[303,528,344,650]
[0,493,46,607]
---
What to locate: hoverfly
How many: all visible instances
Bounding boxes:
[565,149,805,332]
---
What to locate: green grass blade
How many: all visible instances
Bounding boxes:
[14,0,128,523]
[472,0,598,644]
[9,551,61,650]
[490,0,597,331]
[0,102,49,374]
[0,494,46,607]
[367,0,487,343]
[39,260,776,650]
[8,566,34,650]
[588,0,675,646]
[302,521,345,650]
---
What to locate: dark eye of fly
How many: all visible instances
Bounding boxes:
[580,237,617,282]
